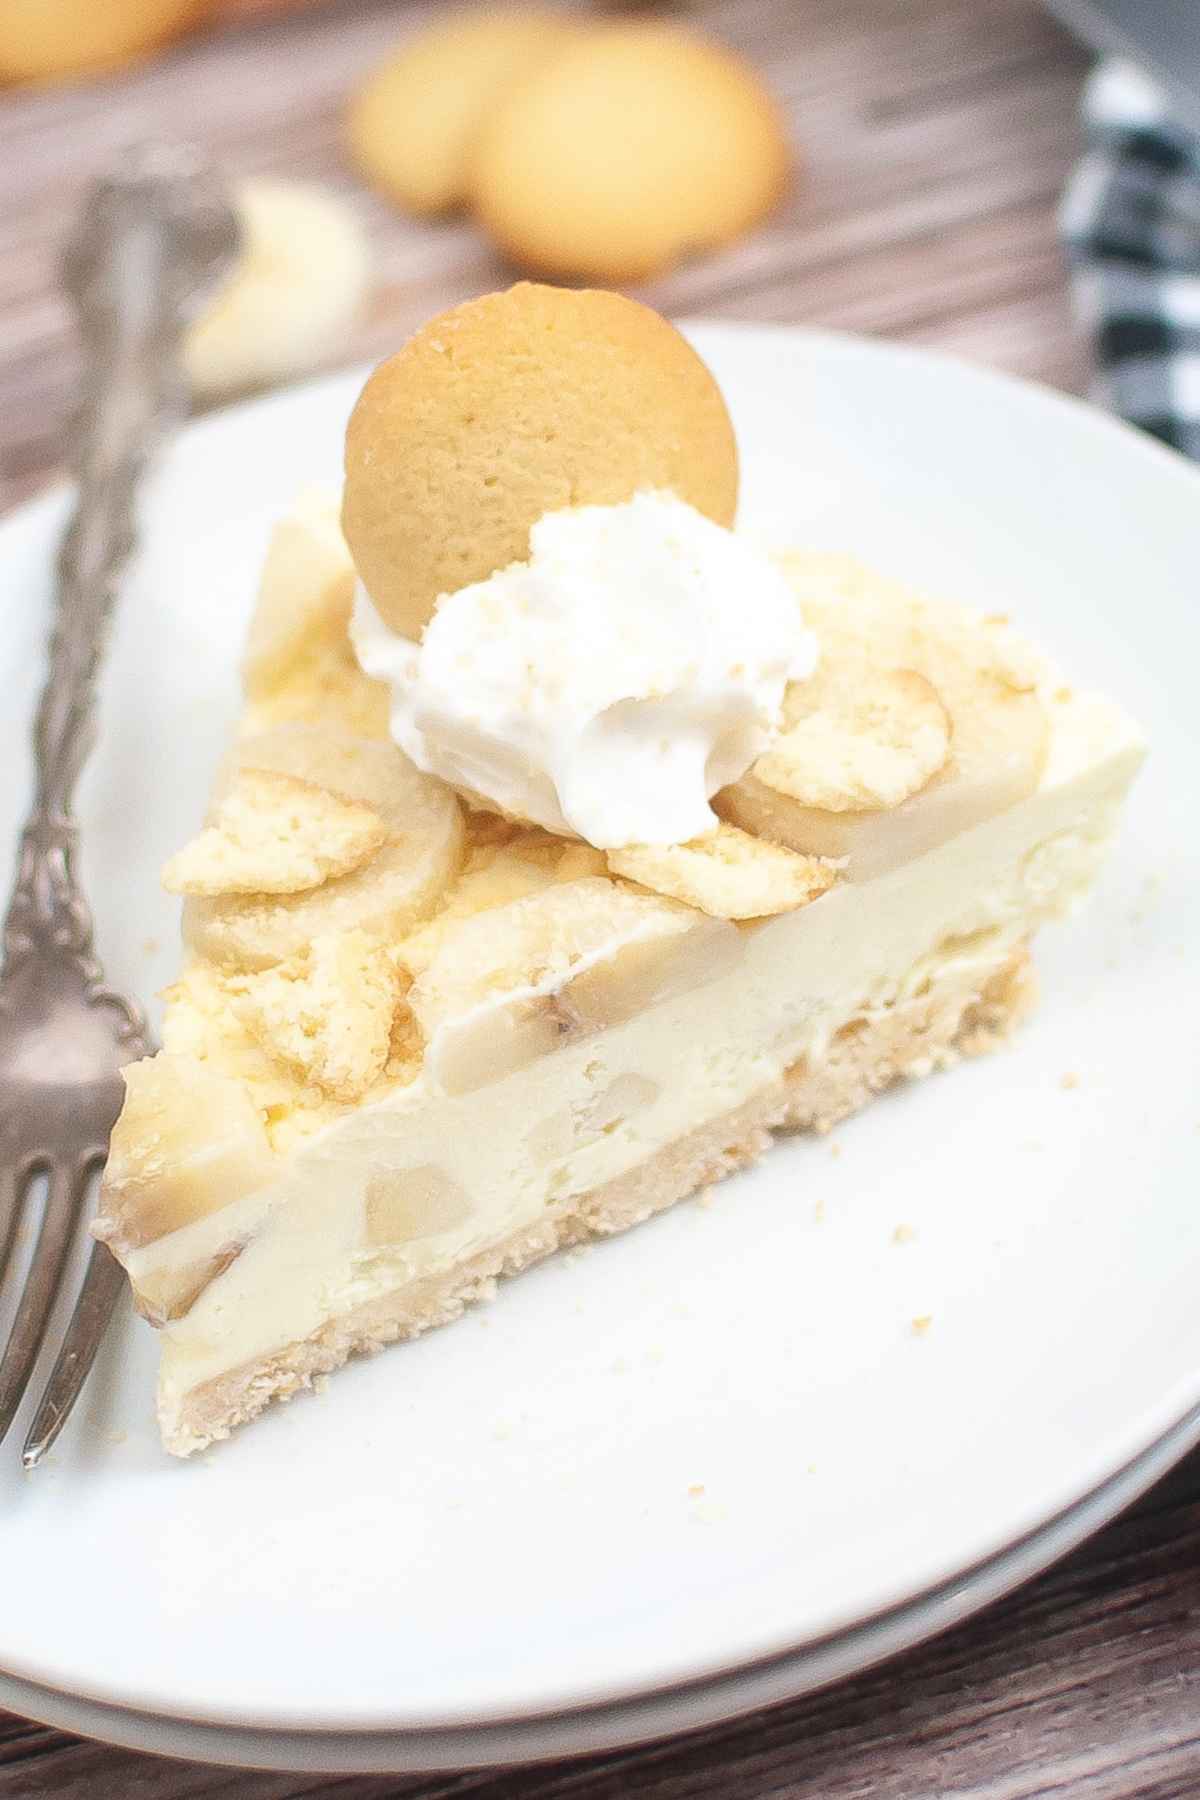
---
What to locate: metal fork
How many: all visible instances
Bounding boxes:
[0,146,239,1466]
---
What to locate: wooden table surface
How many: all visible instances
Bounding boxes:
[2,0,1198,1793]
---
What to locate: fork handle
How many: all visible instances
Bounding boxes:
[7,148,236,966]
[32,172,200,825]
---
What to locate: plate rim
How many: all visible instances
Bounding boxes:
[4,1394,1199,1770]
[10,316,1200,537]
[1,319,1198,1742]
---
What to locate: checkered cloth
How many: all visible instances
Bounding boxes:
[1061,59,1200,459]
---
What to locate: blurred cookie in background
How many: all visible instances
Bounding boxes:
[346,7,790,283]
[348,7,579,216]
[213,0,328,13]
[185,177,371,398]
[0,0,330,84]
[472,23,790,281]
[0,0,208,82]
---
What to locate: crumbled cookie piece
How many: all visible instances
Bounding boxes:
[164,770,386,898]
[229,930,403,1101]
[756,666,950,814]
[609,822,839,920]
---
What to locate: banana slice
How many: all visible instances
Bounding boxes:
[241,488,389,739]
[184,179,371,400]
[243,489,353,695]
[365,1166,474,1250]
[132,1249,246,1330]
[184,725,465,971]
[95,1054,276,1259]
[719,558,1049,880]
[608,822,840,920]
[410,876,741,1095]
[529,1072,661,1168]
[395,831,608,979]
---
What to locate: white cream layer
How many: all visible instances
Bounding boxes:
[351,492,816,850]
[142,691,1144,1435]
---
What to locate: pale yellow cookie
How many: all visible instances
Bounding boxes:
[347,7,578,216]
[162,770,387,898]
[608,824,839,921]
[229,930,403,1103]
[471,24,790,281]
[342,281,739,639]
[0,0,206,82]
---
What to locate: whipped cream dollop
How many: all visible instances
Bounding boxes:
[351,491,816,850]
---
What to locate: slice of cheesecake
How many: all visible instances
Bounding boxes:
[94,492,1144,1455]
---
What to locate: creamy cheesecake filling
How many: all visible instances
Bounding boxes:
[142,691,1141,1419]
[95,485,1146,1456]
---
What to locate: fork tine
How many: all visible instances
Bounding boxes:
[0,1165,27,1279]
[0,1162,42,1298]
[23,1234,126,1470]
[0,1160,91,1448]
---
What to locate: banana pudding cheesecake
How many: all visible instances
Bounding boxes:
[94,283,1145,1455]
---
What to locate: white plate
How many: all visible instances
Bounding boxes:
[3,1391,1195,1772]
[1,326,1198,1761]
